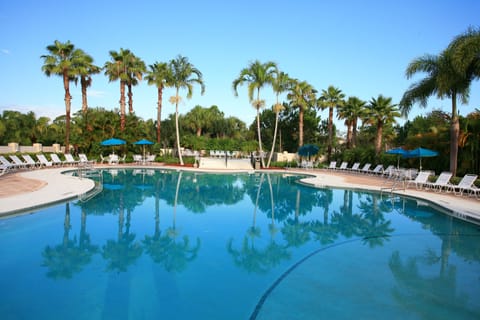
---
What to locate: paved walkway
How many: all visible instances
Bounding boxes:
[0,166,479,224]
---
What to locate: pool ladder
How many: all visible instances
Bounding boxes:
[77,166,103,202]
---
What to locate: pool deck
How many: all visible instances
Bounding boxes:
[0,166,479,223]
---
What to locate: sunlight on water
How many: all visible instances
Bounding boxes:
[0,169,479,319]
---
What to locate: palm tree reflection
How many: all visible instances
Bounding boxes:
[102,205,143,273]
[42,203,98,279]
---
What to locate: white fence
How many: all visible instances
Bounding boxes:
[0,143,64,154]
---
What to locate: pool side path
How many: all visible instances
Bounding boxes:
[0,167,479,223]
[297,170,480,224]
[0,168,94,216]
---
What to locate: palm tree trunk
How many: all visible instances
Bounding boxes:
[327,106,334,161]
[352,118,358,148]
[375,121,383,155]
[127,84,134,114]
[120,81,126,131]
[450,94,459,176]
[175,90,184,165]
[63,73,71,153]
[255,89,265,167]
[157,86,163,143]
[256,108,265,167]
[345,121,352,149]
[266,111,279,168]
[80,76,88,114]
[299,108,304,147]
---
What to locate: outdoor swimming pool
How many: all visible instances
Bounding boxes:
[0,169,479,319]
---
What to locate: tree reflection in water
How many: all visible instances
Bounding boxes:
[42,203,98,279]
[33,169,480,318]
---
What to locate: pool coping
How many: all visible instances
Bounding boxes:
[0,166,479,223]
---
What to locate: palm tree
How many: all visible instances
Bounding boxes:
[125,53,146,114]
[365,95,400,155]
[184,105,209,136]
[73,49,101,116]
[318,86,345,161]
[233,60,278,167]
[287,79,317,148]
[266,71,291,168]
[41,40,79,153]
[168,55,205,165]
[337,96,366,148]
[145,62,172,143]
[449,27,480,82]
[399,48,471,175]
[104,48,132,131]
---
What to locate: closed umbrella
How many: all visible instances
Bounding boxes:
[403,147,438,170]
[134,139,154,161]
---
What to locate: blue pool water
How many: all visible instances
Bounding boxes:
[0,169,479,319]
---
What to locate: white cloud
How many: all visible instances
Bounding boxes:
[1,49,10,55]
[87,90,105,98]
[0,104,64,121]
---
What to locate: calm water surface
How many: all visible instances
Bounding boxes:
[0,169,479,319]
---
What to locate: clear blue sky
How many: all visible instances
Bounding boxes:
[1,0,479,131]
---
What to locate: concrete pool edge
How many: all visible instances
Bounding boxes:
[0,166,479,223]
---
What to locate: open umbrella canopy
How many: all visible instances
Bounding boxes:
[298,144,320,158]
[101,138,126,146]
[133,139,154,145]
[403,147,438,170]
[385,147,408,169]
[403,147,438,158]
[385,147,408,156]
[134,139,154,160]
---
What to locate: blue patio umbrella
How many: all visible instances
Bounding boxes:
[385,147,408,168]
[298,144,320,160]
[403,147,438,170]
[100,138,126,154]
[134,139,154,159]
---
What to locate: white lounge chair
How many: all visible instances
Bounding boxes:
[327,161,337,170]
[3,155,25,170]
[425,171,452,192]
[338,162,348,170]
[382,165,395,178]
[49,153,65,166]
[348,162,360,172]
[64,154,79,165]
[0,164,9,176]
[36,154,53,167]
[450,174,478,197]
[359,163,371,174]
[369,164,384,175]
[144,154,155,164]
[108,154,119,165]
[406,171,434,190]
[21,155,40,168]
[79,153,96,165]
[99,154,108,164]
[133,154,143,164]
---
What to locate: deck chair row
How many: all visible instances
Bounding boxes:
[328,161,389,176]
[0,153,95,171]
[406,171,479,198]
